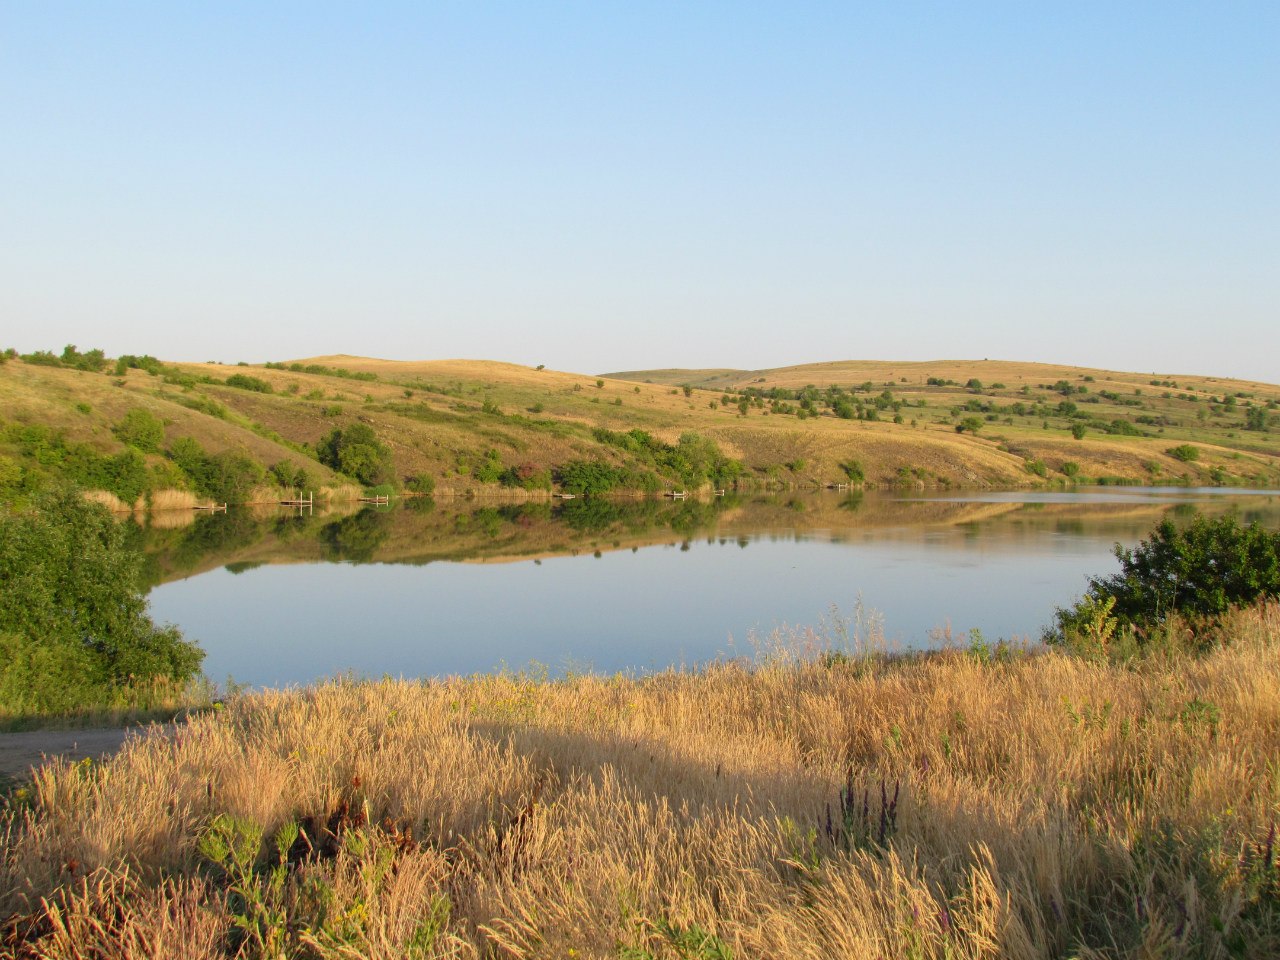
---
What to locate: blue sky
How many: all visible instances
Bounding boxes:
[2,3,1276,380]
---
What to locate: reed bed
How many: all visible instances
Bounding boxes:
[147,489,200,512]
[2,604,1279,959]
[80,490,130,513]
[315,483,365,504]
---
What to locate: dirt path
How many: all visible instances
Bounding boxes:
[0,725,173,785]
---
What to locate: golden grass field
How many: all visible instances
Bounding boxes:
[2,603,1278,958]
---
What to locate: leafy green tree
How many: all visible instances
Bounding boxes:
[1167,444,1200,463]
[316,423,394,486]
[956,417,984,434]
[1071,422,1087,440]
[0,489,204,712]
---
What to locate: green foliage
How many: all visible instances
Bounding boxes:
[316,423,394,486]
[0,490,204,713]
[1,422,149,502]
[405,474,436,495]
[620,919,734,960]
[269,460,311,491]
[58,344,109,372]
[956,416,984,434]
[224,373,273,393]
[591,428,743,488]
[556,459,631,495]
[1167,444,1200,463]
[168,436,266,503]
[500,462,552,490]
[267,360,378,381]
[20,350,62,367]
[113,408,165,453]
[471,449,504,484]
[1071,422,1087,440]
[839,460,865,484]
[1052,514,1280,649]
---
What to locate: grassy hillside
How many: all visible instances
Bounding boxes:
[3,602,1278,958]
[2,349,1278,509]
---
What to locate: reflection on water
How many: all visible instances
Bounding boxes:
[142,488,1280,687]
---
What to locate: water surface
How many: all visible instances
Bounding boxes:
[143,487,1280,687]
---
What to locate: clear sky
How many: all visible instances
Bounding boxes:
[2,3,1276,381]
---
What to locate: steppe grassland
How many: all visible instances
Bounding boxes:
[4,354,1279,495]
[3,603,1279,959]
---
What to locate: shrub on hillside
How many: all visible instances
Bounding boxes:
[316,423,394,486]
[224,373,273,394]
[168,437,266,503]
[0,489,203,713]
[113,408,165,453]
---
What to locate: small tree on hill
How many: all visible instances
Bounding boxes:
[317,423,394,486]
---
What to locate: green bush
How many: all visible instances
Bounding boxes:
[405,474,436,495]
[269,460,311,491]
[1167,444,1200,463]
[316,423,394,486]
[115,354,166,376]
[51,344,108,372]
[0,490,204,713]
[168,437,266,503]
[839,460,865,484]
[224,373,273,394]
[113,408,166,453]
[2,422,150,502]
[1051,514,1280,649]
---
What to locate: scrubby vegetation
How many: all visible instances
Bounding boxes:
[2,603,1279,958]
[0,490,204,719]
[1052,514,1280,656]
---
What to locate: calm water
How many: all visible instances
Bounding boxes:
[142,487,1280,687]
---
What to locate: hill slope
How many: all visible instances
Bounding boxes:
[2,351,1278,508]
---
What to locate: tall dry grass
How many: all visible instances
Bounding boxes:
[3,604,1279,959]
[148,489,199,512]
[316,483,365,504]
[80,490,130,513]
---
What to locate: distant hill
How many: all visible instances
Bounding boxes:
[603,359,1280,396]
[2,350,1278,508]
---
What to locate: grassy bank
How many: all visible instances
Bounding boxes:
[3,604,1278,958]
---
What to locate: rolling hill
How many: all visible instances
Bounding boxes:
[2,350,1278,509]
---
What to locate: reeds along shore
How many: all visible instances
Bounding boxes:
[3,604,1280,959]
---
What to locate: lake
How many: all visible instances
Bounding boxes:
[142,486,1280,687]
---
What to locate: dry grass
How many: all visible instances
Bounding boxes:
[147,489,199,512]
[3,604,1279,958]
[316,483,366,503]
[80,490,130,513]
